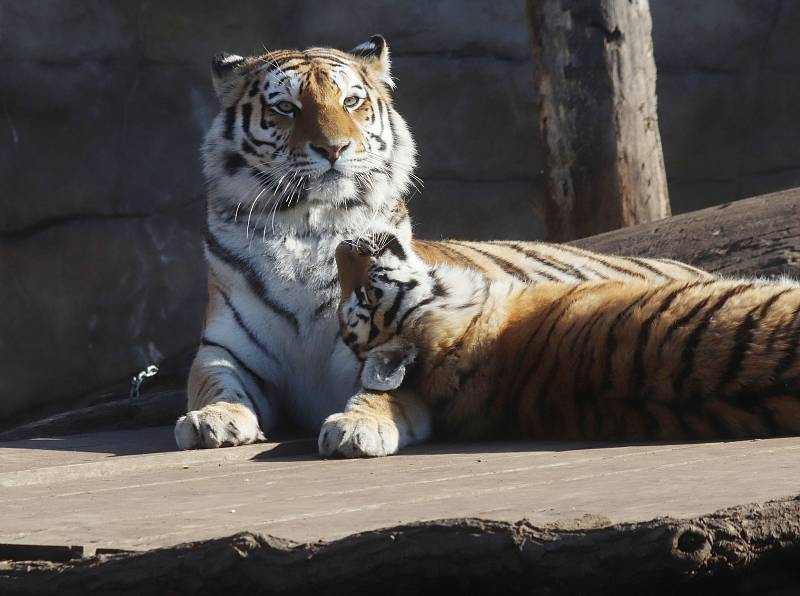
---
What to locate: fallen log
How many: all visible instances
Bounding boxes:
[0,390,184,442]
[2,496,799,596]
[573,187,800,278]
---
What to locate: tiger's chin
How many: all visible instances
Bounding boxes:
[306,171,357,205]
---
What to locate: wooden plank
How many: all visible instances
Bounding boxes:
[1,427,799,551]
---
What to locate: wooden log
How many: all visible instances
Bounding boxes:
[2,496,799,595]
[528,0,671,241]
[573,187,800,279]
[0,390,185,442]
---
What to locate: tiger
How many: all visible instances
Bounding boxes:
[320,234,800,457]
[174,35,712,450]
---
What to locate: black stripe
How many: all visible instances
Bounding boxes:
[367,321,380,342]
[434,242,484,271]
[368,132,387,151]
[626,257,668,279]
[772,304,800,380]
[450,242,532,282]
[223,106,237,140]
[508,285,593,415]
[505,285,584,401]
[224,152,247,176]
[557,244,645,279]
[217,287,280,365]
[434,284,491,381]
[673,285,753,398]
[502,242,585,281]
[313,296,337,319]
[431,271,448,298]
[259,95,274,130]
[656,285,717,359]
[383,287,406,327]
[375,97,386,138]
[658,258,710,277]
[717,290,791,396]
[396,296,436,333]
[205,232,300,334]
[199,337,271,426]
[632,282,704,400]
[241,140,259,156]
[598,290,655,395]
[241,102,277,148]
[571,307,610,399]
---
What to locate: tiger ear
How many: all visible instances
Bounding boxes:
[350,35,394,89]
[361,342,417,392]
[335,241,372,297]
[211,52,247,101]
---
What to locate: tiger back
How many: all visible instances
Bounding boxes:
[320,235,800,457]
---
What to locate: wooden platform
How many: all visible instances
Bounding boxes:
[1,426,799,554]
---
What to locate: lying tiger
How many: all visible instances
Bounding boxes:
[319,235,800,457]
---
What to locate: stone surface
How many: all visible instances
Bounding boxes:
[2,0,800,421]
[1,427,800,551]
[409,179,544,241]
[0,206,206,422]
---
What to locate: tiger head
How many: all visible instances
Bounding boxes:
[203,35,416,233]
[335,234,436,391]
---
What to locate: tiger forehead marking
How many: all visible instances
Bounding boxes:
[283,60,366,152]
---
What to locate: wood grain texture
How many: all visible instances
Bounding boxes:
[573,187,800,278]
[528,0,670,241]
[2,497,799,595]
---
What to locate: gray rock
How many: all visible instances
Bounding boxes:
[409,180,544,241]
[652,0,780,73]
[0,205,206,421]
[395,56,541,182]
[656,72,744,183]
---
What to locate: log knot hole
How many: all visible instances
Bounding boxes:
[671,525,712,569]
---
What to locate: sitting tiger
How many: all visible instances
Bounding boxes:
[319,234,800,457]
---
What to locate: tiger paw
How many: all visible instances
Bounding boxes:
[174,401,265,450]
[318,412,400,458]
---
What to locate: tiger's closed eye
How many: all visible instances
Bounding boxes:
[343,95,363,110]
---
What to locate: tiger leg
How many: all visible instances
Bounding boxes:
[318,389,432,457]
[174,343,273,450]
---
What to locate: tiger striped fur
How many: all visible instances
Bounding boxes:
[174,36,711,450]
[322,235,800,457]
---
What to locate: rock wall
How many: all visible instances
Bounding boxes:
[1,0,798,422]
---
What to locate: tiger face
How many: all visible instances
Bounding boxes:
[335,235,434,391]
[205,35,416,222]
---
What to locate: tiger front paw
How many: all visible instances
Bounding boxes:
[174,401,265,450]
[318,412,400,458]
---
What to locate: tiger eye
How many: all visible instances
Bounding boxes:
[273,100,296,115]
[343,95,362,109]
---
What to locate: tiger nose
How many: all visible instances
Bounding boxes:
[310,141,351,163]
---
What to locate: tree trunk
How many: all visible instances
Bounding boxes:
[528,0,671,241]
